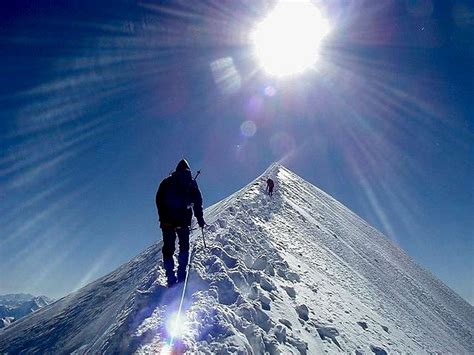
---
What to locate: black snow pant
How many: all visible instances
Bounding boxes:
[162,226,190,283]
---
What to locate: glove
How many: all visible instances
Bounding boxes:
[197,216,205,228]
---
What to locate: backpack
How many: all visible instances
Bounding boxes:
[160,172,194,211]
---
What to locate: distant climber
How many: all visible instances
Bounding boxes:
[156,159,205,287]
[266,178,274,197]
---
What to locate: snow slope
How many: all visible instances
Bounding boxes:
[0,163,472,354]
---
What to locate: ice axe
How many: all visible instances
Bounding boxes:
[192,169,206,248]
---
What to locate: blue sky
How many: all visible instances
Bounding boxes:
[0,0,472,304]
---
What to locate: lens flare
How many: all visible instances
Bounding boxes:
[210,57,241,95]
[264,86,276,96]
[166,311,188,339]
[240,120,257,137]
[160,344,172,355]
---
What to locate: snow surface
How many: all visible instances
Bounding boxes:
[0,163,472,354]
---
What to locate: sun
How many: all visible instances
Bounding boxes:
[251,0,329,77]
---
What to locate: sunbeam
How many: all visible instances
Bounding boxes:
[1,0,472,310]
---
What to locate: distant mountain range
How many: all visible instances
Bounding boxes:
[0,293,53,329]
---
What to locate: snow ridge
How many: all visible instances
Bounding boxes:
[0,163,472,354]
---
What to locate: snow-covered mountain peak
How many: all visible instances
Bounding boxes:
[262,161,285,175]
[1,164,472,354]
[0,293,54,329]
[0,293,37,306]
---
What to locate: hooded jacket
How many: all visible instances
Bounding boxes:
[156,166,203,228]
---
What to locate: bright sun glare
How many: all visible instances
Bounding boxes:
[251,0,329,77]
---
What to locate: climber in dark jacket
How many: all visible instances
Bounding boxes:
[266,178,274,197]
[156,159,205,286]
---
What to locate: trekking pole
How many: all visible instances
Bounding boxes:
[168,243,196,349]
[201,227,207,249]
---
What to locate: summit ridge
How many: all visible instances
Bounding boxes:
[0,164,472,354]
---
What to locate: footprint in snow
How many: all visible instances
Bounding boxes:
[277,269,300,283]
[259,292,271,310]
[370,345,388,355]
[316,326,342,350]
[217,218,227,228]
[207,224,217,233]
[210,277,239,305]
[295,304,309,321]
[282,285,296,298]
[251,255,268,271]
[279,318,292,329]
[271,324,287,343]
[259,277,275,292]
